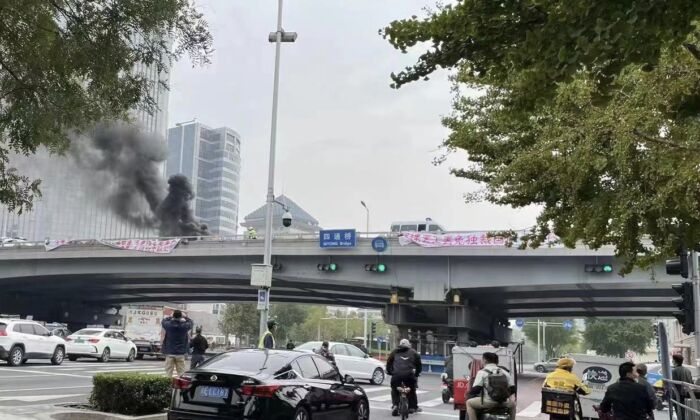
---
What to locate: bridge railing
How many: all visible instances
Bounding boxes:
[0,232,401,250]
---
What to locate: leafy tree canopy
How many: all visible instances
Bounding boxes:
[0,0,212,212]
[583,319,654,357]
[382,1,700,271]
[522,319,579,360]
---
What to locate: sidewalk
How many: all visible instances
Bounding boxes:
[0,404,166,420]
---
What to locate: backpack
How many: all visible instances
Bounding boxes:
[483,368,510,403]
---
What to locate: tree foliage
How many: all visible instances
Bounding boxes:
[583,319,654,357]
[218,303,259,342]
[0,0,212,212]
[382,1,700,270]
[522,319,579,360]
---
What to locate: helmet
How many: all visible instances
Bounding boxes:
[267,319,278,329]
[557,358,575,369]
[399,339,411,348]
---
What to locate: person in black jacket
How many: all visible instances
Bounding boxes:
[387,339,422,416]
[672,354,694,420]
[189,326,209,369]
[600,361,654,420]
[635,363,657,419]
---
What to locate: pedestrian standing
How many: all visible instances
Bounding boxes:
[599,361,654,420]
[672,354,694,420]
[161,310,193,377]
[635,363,657,419]
[189,326,208,369]
[258,319,277,349]
[316,341,335,364]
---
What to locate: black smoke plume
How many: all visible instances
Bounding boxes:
[72,123,208,237]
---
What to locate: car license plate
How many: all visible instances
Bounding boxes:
[198,386,229,399]
[75,338,84,343]
[139,347,149,352]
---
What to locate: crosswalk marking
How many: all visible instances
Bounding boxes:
[370,389,428,402]
[517,401,543,418]
[421,397,448,407]
[0,393,86,402]
[359,386,388,394]
[85,368,163,374]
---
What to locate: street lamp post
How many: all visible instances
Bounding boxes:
[258,0,297,338]
[360,200,370,347]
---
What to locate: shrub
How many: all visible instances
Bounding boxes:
[90,372,171,415]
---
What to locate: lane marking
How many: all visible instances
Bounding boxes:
[0,386,93,393]
[517,401,543,418]
[85,368,163,374]
[370,390,428,402]
[360,386,389,394]
[0,367,91,379]
[370,405,458,418]
[0,393,86,402]
[421,397,448,407]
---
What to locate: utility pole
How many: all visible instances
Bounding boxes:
[691,250,700,365]
[537,319,541,362]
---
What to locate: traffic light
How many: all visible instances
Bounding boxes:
[317,263,338,272]
[365,263,387,273]
[667,250,689,278]
[272,263,283,271]
[672,282,695,335]
[370,321,377,335]
[584,264,613,273]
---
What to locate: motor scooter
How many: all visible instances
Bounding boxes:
[441,375,453,403]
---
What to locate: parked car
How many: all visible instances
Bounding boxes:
[534,358,560,373]
[296,341,386,385]
[168,349,370,420]
[66,328,137,362]
[0,318,67,366]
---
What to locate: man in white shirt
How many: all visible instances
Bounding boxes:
[466,352,516,420]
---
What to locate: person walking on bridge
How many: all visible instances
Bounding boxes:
[258,319,277,349]
[162,310,193,377]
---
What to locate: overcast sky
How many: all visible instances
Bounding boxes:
[168,1,540,233]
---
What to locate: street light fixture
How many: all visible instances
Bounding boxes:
[360,201,369,234]
[257,0,297,338]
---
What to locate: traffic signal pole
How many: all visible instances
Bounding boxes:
[691,250,700,366]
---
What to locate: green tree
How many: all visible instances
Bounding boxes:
[0,0,212,211]
[522,320,579,360]
[382,2,700,271]
[269,303,311,343]
[583,319,654,357]
[219,303,259,344]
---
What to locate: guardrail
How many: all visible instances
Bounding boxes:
[666,378,700,420]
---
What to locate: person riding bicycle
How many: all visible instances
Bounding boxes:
[387,338,422,416]
[466,352,516,420]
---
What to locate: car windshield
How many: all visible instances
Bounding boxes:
[295,342,322,351]
[72,329,103,336]
[198,351,291,375]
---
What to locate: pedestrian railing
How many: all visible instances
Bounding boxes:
[665,378,700,420]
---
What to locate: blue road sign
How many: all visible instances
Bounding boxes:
[257,289,268,310]
[320,229,356,248]
[375,336,386,343]
[372,237,388,253]
[515,319,525,328]
[563,320,574,331]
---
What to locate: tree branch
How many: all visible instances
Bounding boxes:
[632,128,700,152]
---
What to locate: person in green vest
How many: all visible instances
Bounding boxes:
[258,319,278,349]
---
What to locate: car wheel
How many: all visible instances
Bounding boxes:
[99,347,110,363]
[354,398,369,420]
[51,347,65,365]
[370,368,385,385]
[535,365,546,373]
[68,356,78,362]
[7,346,24,366]
[136,354,144,360]
[126,349,135,362]
[294,406,311,420]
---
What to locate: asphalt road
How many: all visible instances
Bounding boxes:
[0,359,551,419]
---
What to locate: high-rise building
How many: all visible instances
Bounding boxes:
[0,61,170,241]
[241,195,321,236]
[166,121,242,236]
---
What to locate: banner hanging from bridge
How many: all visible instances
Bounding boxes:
[398,230,560,248]
[99,239,180,254]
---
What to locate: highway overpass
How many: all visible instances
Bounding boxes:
[0,235,679,342]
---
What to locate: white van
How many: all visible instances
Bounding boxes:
[390,218,446,233]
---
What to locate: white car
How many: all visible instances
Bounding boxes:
[296,341,386,385]
[66,328,137,362]
[0,318,67,366]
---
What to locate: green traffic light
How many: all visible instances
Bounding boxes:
[603,264,613,273]
[329,263,337,271]
[377,263,386,272]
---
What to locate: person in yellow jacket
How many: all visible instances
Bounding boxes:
[258,319,278,349]
[542,358,591,419]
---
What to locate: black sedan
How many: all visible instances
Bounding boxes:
[168,349,370,420]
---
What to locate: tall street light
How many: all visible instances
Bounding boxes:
[360,200,369,347]
[257,0,297,338]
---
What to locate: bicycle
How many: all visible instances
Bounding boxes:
[398,382,411,419]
